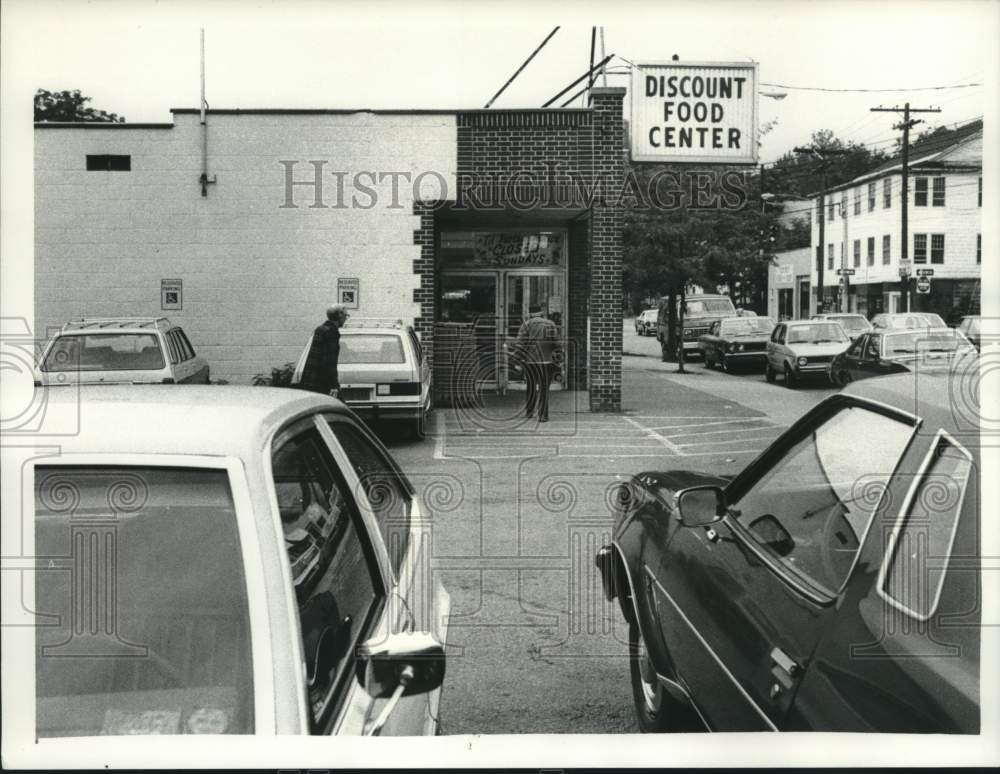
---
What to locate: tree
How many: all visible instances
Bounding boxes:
[766,129,888,198]
[34,89,124,123]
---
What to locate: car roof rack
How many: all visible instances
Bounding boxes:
[63,317,172,331]
[342,318,405,330]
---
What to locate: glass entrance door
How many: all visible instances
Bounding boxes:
[504,272,566,391]
[440,273,503,389]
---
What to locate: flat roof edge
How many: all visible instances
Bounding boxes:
[34,122,175,129]
[168,107,592,115]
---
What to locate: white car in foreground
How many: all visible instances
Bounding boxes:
[4,385,449,745]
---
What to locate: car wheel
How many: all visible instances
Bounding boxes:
[765,361,776,383]
[660,339,671,362]
[784,363,797,389]
[835,369,851,387]
[721,355,730,373]
[628,622,700,733]
[629,622,670,732]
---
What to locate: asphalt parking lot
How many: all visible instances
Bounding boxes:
[372,317,838,733]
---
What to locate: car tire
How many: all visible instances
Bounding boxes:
[721,355,730,373]
[660,339,671,362]
[834,369,851,387]
[628,622,701,733]
[784,363,797,389]
[765,362,776,383]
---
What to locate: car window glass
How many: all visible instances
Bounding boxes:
[271,427,382,730]
[175,329,195,360]
[882,436,972,619]
[327,419,411,574]
[165,332,180,365]
[407,329,422,366]
[847,337,865,357]
[35,466,254,737]
[732,406,913,595]
[339,334,406,364]
[42,333,166,372]
[865,336,881,359]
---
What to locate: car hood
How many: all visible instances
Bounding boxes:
[722,333,771,344]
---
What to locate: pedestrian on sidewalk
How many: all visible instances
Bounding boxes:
[299,304,349,396]
[515,305,562,422]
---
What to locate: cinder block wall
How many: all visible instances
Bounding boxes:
[35,112,457,383]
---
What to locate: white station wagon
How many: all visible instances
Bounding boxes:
[4,385,449,744]
[37,317,210,386]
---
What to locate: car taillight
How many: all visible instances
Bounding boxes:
[162,377,175,384]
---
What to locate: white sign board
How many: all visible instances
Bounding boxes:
[337,277,359,309]
[160,279,182,310]
[630,61,759,164]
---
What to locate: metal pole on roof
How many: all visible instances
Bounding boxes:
[586,26,597,105]
[599,27,608,87]
[541,54,614,107]
[199,29,209,197]
[484,26,560,109]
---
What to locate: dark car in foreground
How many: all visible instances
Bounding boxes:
[957,315,981,351]
[829,327,977,387]
[596,371,979,732]
[698,316,775,372]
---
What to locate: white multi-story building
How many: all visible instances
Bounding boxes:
[809,120,982,322]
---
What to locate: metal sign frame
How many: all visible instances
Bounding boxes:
[630,60,759,165]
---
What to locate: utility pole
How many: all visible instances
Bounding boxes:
[794,146,849,313]
[870,103,940,313]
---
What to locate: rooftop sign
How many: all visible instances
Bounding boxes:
[630,61,759,165]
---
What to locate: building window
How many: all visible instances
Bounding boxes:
[867,237,875,266]
[914,233,928,264]
[930,233,945,264]
[853,239,861,267]
[827,243,834,270]
[883,178,891,208]
[914,177,928,206]
[853,188,861,215]
[978,177,982,207]
[932,177,945,207]
[840,192,847,218]
[882,234,891,265]
[977,234,981,264]
[868,182,876,212]
[815,202,821,224]
[827,202,835,222]
[85,154,131,171]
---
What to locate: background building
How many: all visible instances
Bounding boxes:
[767,246,812,320]
[34,89,627,409]
[809,119,982,322]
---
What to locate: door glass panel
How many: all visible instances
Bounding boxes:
[271,427,382,731]
[732,406,913,594]
[441,273,498,384]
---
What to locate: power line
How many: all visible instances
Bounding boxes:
[759,81,981,93]
[483,26,560,109]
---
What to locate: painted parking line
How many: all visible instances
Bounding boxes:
[664,425,784,439]
[620,415,685,455]
[646,418,775,431]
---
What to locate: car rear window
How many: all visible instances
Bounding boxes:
[832,316,870,333]
[339,334,405,364]
[42,334,166,372]
[721,318,773,336]
[786,323,849,344]
[882,329,973,357]
[34,466,254,737]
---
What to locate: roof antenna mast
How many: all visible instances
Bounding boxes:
[199,28,217,196]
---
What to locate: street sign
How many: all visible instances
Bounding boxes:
[630,61,759,164]
[899,259,912,278]
[836,268,856,276]
[916,276,931,294]
[916,268,935,277]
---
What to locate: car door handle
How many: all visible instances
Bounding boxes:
[769,646,800,697]
[770,647,799,676]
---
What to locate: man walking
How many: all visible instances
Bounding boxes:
[515,305,561,422]
[300,304,349,396]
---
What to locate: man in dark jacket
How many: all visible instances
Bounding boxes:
[515,305,562,422]
[300,305,349,396]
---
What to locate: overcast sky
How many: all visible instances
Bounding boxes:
[5,0,993,163]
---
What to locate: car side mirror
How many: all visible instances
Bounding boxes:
[674,485,726,527]
[357,631,445,735]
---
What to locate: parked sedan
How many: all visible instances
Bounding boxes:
[699,316,775,372]
[8,386,449,744]
[765,320,851,387]
[871,312,947,330]
[596,370,980,732]
[810,313,873,342]
[635,309,658,336]
[829,327,977,386]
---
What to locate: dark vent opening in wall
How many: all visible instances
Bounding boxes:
[86,154,131,171]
